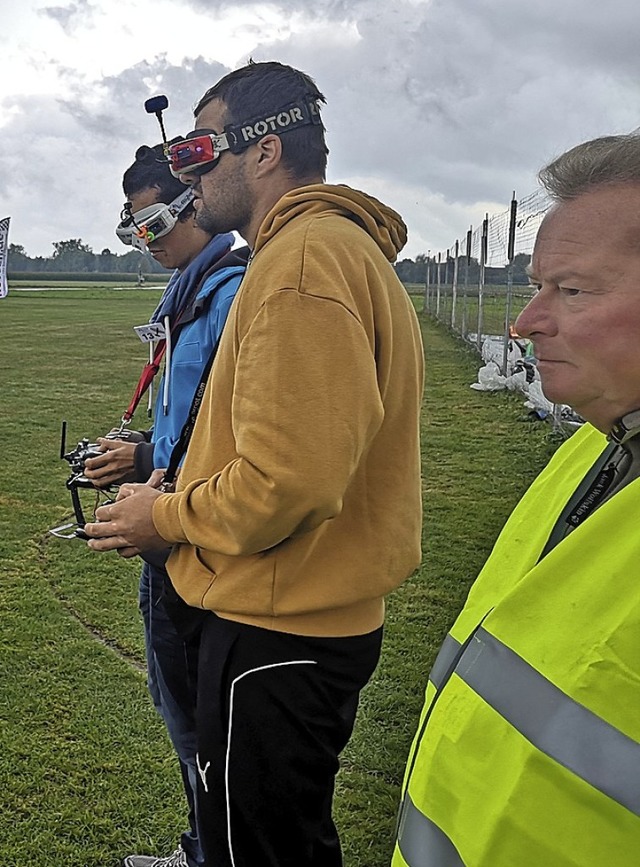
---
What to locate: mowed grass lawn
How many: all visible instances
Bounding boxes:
[0,287,560,866]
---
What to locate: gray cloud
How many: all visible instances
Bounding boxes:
[7,0,640,259]
[220,0,640,251]
[40,0,95,34]
[180,0,371,19]
[0,54,232,257]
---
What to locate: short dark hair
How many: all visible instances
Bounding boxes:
[539,134,640,200]
[122,139,194,220]
[195,60,329,180]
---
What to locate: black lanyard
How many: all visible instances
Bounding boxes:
[160,337,221,492]
[538,441,621,561]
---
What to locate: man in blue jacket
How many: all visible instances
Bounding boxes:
[84,141,247,867]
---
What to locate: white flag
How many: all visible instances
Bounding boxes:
[0,216,10,299]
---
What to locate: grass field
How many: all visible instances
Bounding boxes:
[0,286,560,866]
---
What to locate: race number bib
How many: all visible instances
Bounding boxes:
[134,322,166,343]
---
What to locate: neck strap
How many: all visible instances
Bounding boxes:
[159,335,222,491]
[609,409,640,444]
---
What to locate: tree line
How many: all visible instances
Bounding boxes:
[8,239,167,275]
[394,252,531,285]
[8,239,531,285]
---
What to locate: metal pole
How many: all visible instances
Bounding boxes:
[461,227,472,338]
[502,192,518,375]
[476,215,488,352]
[451,239,459,331]
[444,248,449,323]
[436,252,442,318]
[423,250,431,312]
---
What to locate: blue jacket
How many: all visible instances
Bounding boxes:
[134,246,248,479]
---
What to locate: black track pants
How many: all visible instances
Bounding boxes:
[195,613,383,867]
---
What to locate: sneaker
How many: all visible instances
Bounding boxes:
[122,845,189,867]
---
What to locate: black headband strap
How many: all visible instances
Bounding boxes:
[223,99,322,154]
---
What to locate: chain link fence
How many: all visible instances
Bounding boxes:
[423,188,551,372]
[419,188,582,434]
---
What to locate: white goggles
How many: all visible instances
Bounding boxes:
[116,187,195,251]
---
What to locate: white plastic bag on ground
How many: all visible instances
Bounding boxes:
[480,336,524,373]
[470,361,507,391]
[523,378,555,415]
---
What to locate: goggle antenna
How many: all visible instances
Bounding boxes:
[144,94,170,155]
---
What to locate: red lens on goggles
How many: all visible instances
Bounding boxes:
[169,135,219,175]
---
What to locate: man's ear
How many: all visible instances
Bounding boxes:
[253,134,283,177]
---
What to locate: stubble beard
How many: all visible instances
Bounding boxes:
[194,199,224,236]
[194,157,252,239]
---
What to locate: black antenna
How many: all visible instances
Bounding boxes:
[145,95,170,154]
[60,420,67,459]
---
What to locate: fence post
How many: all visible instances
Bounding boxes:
[445,248,450,324]
[501,192,518,375]
[476,215,488,352]
[461,227,472,338]
[423,251,431,312]
[451,239,459,330]
[436,252,442,318]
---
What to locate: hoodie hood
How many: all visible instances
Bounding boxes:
[254,184,407,263]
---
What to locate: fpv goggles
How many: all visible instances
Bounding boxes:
[116,187,195,251]
[168,98,322,178]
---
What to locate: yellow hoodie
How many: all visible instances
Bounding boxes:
[153,183,424,637]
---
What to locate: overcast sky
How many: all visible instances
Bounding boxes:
[3,0,640,262]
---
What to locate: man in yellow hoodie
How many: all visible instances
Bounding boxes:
[86,60,424,867]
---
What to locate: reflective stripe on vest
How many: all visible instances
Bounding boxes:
[428,633,462,690]
[397,627,640,865]
[397,792,465,867]
[457,628,640,816]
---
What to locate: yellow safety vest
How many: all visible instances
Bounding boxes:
[393,423,640,867]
